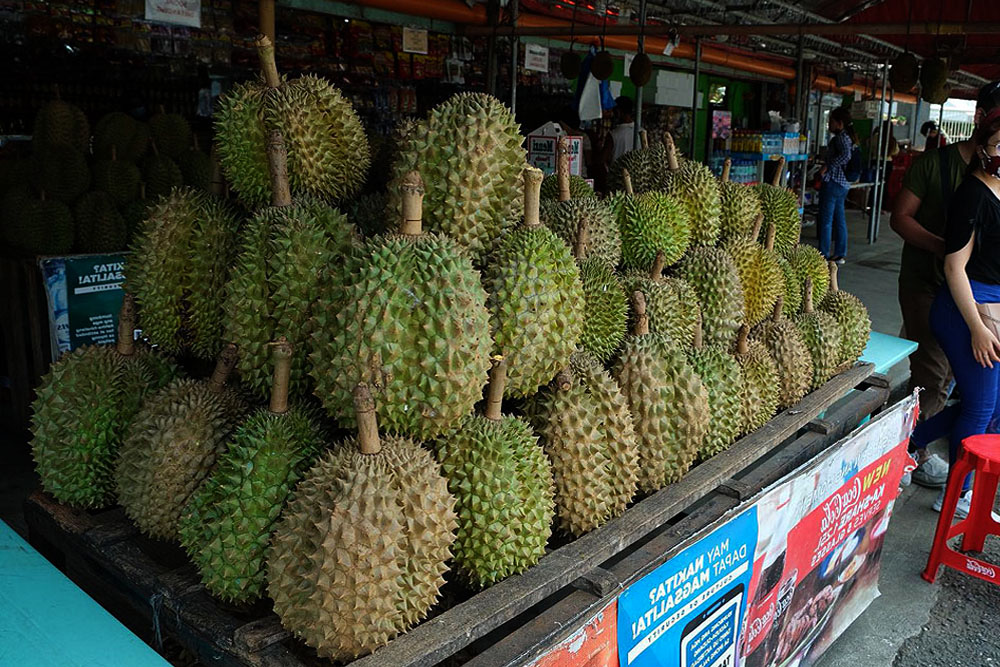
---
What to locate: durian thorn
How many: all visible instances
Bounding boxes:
[265,129,292,207]
[650,250,666,280]
[773,296,784,323]
[640,129,649,150]
[663,132,680,172]
[736,324,750,355]
[268,337,293,415]
[523,166,543,228]
[765,222,776,252]
[693,311,704,349]
[555,366,573,391]
[573,219,589,260]
[400,171,424,235]
[632,291,649,336]
[771,157,786,187]
[622,168,634,196]
[484,356,506,421]
[353,383,381,454]
[803,277,814,314]
[116,294,136,357]
[829,261,840,293]
[208,343,240,392]
[556,136,571,202]
[111,145,118,162]
[255,35,281,89]
[751,214,764,241]
[721,158,732,183]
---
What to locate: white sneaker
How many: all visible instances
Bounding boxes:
[932,489,1000,522]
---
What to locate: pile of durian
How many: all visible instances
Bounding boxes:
[0,98,213,256]
[27,37,870,662]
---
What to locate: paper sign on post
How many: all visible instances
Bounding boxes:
[403,27,429,55]
[145,0,201,28]
[525,43,549,73]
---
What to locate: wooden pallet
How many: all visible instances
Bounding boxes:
[23,363,884,667]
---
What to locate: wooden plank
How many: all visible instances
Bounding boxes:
[350,363,875,667]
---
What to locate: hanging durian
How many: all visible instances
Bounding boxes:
[724,219,782,328]
[663,132,722,246]
[615,292,709,492]
[621,252,700,347]
[310,171,492,440]
[752,297,813,409]
[618,168,692,271]
[718,158,763,243]
[267,383,457,660]
[31,295,177,509]
[687,316,744,458]
[178,339,324,603]
[732,324,780,435]
[484,166,584,397]
[794,278,842,389]
[531,351,639,537]
[116,344,248,541]
[675,246,745,347]
[820,262,871,371]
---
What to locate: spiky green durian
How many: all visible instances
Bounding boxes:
[530,351,638,536]
[733,325,780,435]
[346,191,390,238]
[178,340,325,603]
[542,196,622,267]
[752,298,813,409]
[0,187,74,254]
[149,112,192,159]
[618,171,692,271]
[74,191,127,252]
[142,152,183,200]
[31,297,177,508]
[387,93,523,257]
[663,133,722,246]
[93,112,150,162]
[794,280,842,390]
[687,321,743,458]
[310,173,492,440]
[33,100,89,152]
[29,145,89,203]
[125,187,241,360]
[268,384,456,660]
[540,173,593,201]
[436,360,553,587]
[719,163,763,242]
[92,151,141,205]
[608,130,670,193]
[224,199,356,398]
[484,168,584,397]
[724,220,783,328]
[578,256,627,362]
[178,147,214,191]
[216,62,370,208]
[820,262,871,370]
[121,195,149,244]
[622,255,700,347]
[787,244,830,307]
[754,183,800,255]
[615,293,709,492]
[776,254,802,317]
[116,347,248,541]
[676,246,745,347]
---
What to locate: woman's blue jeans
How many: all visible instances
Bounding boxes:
[818,181,849,259]
[930,280,1000,491]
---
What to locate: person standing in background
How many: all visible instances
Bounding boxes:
[921,121,949,151]
[817,107,857,263]
[609,96,636,164]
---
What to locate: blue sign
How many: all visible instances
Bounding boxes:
[618,508,758,667]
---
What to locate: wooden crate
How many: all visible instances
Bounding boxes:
[23,364,887,667]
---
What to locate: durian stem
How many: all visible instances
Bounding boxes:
[803,278,814,314]
[555,367,573,391]
[771,157,786,187]
[256,35,281,89]
[116,294,136,356]
[353,384,381,455]
[751,214,764,241]
[265,130,293,207]
[736,324,750,355]
[632,291,649,336]
[721,158,732,183]
[268,337,293,415]
[259,0,276,43]
[664,132,680,172]
[693,312,704,349]
[523,166,543,229]
[573,220,589,260]
[556,136,571,202]
[150,138,159,156]
[650,250,665,279]
[640,129,649,150]
[772,296,783,323]
[111,145,118,162]
[484,357,506,421]
[829,261,840,293]
[622,168,634,196]
[208,344,240,392]
[765,223,776,252]
[400,171,424,235]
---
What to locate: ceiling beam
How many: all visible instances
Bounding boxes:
[462,21,1000,38]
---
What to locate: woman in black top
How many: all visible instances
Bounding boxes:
[929,109,1000,516]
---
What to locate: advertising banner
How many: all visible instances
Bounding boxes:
[145,0,201,28]
[39,254,127,356]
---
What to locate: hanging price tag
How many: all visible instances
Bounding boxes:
[524,43,549,73]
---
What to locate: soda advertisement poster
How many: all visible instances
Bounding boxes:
[40,254,127,355]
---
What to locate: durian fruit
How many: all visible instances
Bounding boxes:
[149,112,192,159]
[618,168,692,271]
[718,158,763,243]
[142,148,183,200]
[794,279,842,390]
[388,92,523,258]
[724,219,782,328]
[560,51,581,80]
[592,50,614,80]
[675,246,745,348]
[608,129,670,194]
[178,137,214,192]
[484,167,584,397]
[732,324,780,435]
[920,59,950,104]
[116,345,248,540]
[687,317,743,458]
[752,298,813,409]
[776,254,802,318]
[889,52,919,93]
[579,256,628,362]
[267,384,457,660]
[74,191,127,253]
[178,339,324,603]
[30,295,177,508]
[531,351,638,537]
[216,37,370,208]
[663,132,722,246]
[93,111,150,162]
[28,144,89,203]
[435,358,554,587]
[615,292,709,492]
[540,173,593,201]
[753,182,800,256]
[0,188,74,255]
[820,262,871,371]
[629,53,653,86]
[125,187,241,360]
[787,244,830,307]
[621,253,700,346]
[32,99,89,152]
[92,146,141,205]
[121,184,149,243]
[310,171,492,440]
[346,191,390,238]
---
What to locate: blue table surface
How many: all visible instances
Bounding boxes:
[859,331,919,375]
[0,520,170,666]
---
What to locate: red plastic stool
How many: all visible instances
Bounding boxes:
[922,434,1000,584]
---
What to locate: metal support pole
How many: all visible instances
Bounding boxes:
[794,36,804,120]
[510,0,519,113]
[912,95,921,146]
[690,38,702,159]
[486,0,499,96]
[633,0,647,152]
[868,60,890,244]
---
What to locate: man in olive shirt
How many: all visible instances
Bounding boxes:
[890,81,1000,485]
